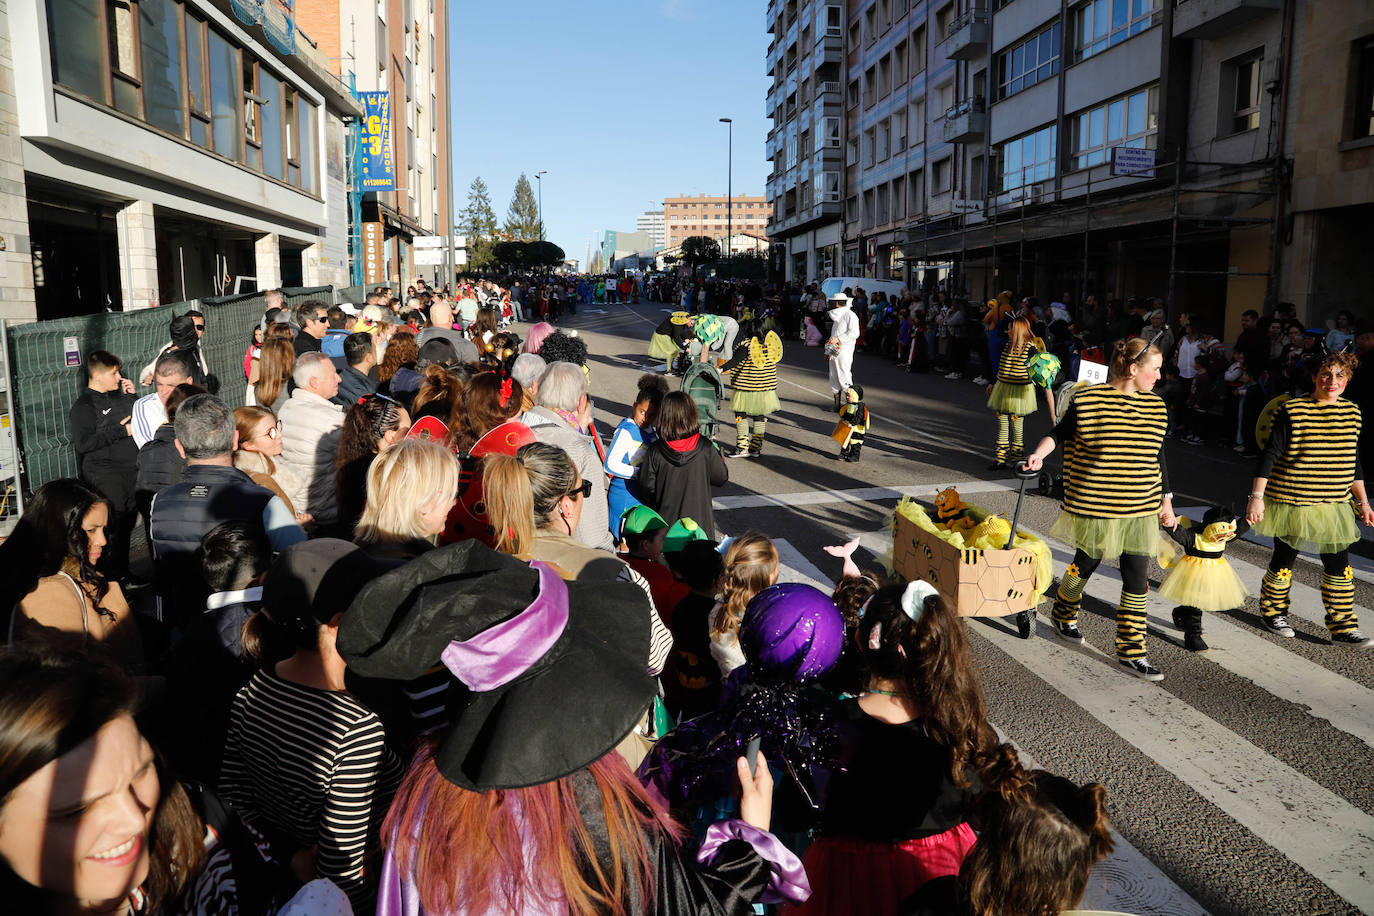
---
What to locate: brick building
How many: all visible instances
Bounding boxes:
[296,0,450,287]
[663,193,768,250]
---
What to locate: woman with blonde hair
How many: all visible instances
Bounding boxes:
[484,442,672,675]
[709,533,780,676]
[233,406,306,522]
[1024,337,1174,681]
[353,437,459,566]
[985,316,1050,469]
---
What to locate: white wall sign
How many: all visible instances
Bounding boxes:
[1111,147,1156,178]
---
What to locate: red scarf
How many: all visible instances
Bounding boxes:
[665,434,700,452]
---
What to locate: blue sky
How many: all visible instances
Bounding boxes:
[448,0,770,264]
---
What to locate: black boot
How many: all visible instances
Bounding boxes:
[1016,608,1035,639]
[845,444,862,462]
[1172,606,1208,652]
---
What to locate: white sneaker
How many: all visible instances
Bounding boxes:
[972,376,989,385]
[1262,615,1296,638]
[944,371,960,379]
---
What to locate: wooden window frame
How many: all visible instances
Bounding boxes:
[106,0,145,116]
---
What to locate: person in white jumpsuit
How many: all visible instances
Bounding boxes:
[827,292,860,406]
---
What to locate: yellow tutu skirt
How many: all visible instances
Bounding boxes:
[987,381,1037,415]
[1252,499,1358,554]
[1051,512,1158,561]
[648,332,680,359]
[731,389,780,416]
[1158,556,1249,611]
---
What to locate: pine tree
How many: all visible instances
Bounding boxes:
[459,177,498,270]
[504,173,544,241]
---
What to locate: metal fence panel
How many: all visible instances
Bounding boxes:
[4,287,332,493]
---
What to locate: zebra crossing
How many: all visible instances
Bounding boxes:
[715,480,1374,915]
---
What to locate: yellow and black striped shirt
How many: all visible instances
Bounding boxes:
[1055,384,1169,517]
[721,341,779,393]
[1262,398,1362,506]
[996,341,1032,386]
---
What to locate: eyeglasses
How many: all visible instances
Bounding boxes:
[192,322,206,331]
[255,422,282,440]
[566,480,592,500]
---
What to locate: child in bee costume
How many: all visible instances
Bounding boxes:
[1158,505,1250,652]
[719,322,783,459]
[647,311,696,373]
[835,386,870,462]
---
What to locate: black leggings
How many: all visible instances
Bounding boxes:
[1268,539,1349,576]
[1071,549,1150,593]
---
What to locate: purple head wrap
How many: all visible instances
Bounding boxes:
[740,583,844,683]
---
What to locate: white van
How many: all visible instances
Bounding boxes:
[820,277,908,301]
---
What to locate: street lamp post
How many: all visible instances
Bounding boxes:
[719,117,732,276]
[535,170,547,242]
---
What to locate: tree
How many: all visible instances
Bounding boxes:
[504,173,544,241]
[680,235,721,272]
[458,176,498,270]
[492,240,529,270]
[524,240,566,270]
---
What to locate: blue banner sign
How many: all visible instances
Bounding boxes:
[358,91,395,191]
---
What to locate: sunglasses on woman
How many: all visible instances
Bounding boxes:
[567,480,592,500]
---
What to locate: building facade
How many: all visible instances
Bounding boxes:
[296,0,450,288]
[663,193,769,250]
[763,0,846,284]
[637,210,666,249]
[773,0,1359,337]
[4,0,363,321]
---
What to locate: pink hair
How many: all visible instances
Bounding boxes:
[523,322,556,355]
[384,744,684,916]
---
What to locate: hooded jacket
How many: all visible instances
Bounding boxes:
[637,435,728,541]
[70,387,139,477]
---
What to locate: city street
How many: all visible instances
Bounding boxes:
[563,299,1374,916]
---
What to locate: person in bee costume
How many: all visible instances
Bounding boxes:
[719,320,784,459]
[835,386,869,463]
[1158,505,1250,652]
[649,311,698,373]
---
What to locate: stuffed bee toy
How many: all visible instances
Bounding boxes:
[933,486,977,531]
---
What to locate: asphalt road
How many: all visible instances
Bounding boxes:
[562,299,1374,916]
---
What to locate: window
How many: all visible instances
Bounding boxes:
[849,22,860,50]
[846,195,859,222]
[258,68,284,180]
[881,0,892,31]
[879,54,891,98]
[107,0,141,115]
[909,168,924,213]
[818,115,841,150]
[848,78,860,108]
[932,157,951,193]
[912,25,926,73]
[1070,84,1158,169]
[894,109,907,152]
[49,0,105,99]
[864,127,876,166]
[863,188,876,227]
[894,41,907,84]
[847,136,859,165]
[865,7,876,44]
[242,58,261,170]
[1226,50,1263,134]
[997,124,1056,195]
[893,175,906,219]
[877,183,890,224]
[878,119,890,161]
[185,14,211,148]
[138,0,182,135]
[292,93,318,193]
[823,4,843,37]
[995,21,1060,101]
[935,3,953,39]
[208,28,242,161]
[912,99,925,143]
[817,171,841,202]
[1353,36,1374,140]
[1073,0,1160,62]
[864,66,876,107]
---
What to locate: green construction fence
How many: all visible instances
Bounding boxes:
[3,287,334,493]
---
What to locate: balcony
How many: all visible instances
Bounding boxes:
[938,9,989,61]
[1172,0,1280,39]
[812,32,843,68]
[942,97,986,143]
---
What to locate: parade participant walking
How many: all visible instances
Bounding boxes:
[1247,352,1374,648]
[826,292,860,411]
[720,323,783,459]
[986,317,1051,469]
[1023,338,1175,681]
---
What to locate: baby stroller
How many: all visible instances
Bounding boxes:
[681,360,726,441]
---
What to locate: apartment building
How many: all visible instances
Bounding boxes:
[663,193,769,250]
[2,0,363,320]
[763,0,845,282]
[779,1,1354,336]
[296,0,450,287]
[637,210,666,249]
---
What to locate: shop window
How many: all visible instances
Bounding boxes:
[138,0,182,135]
